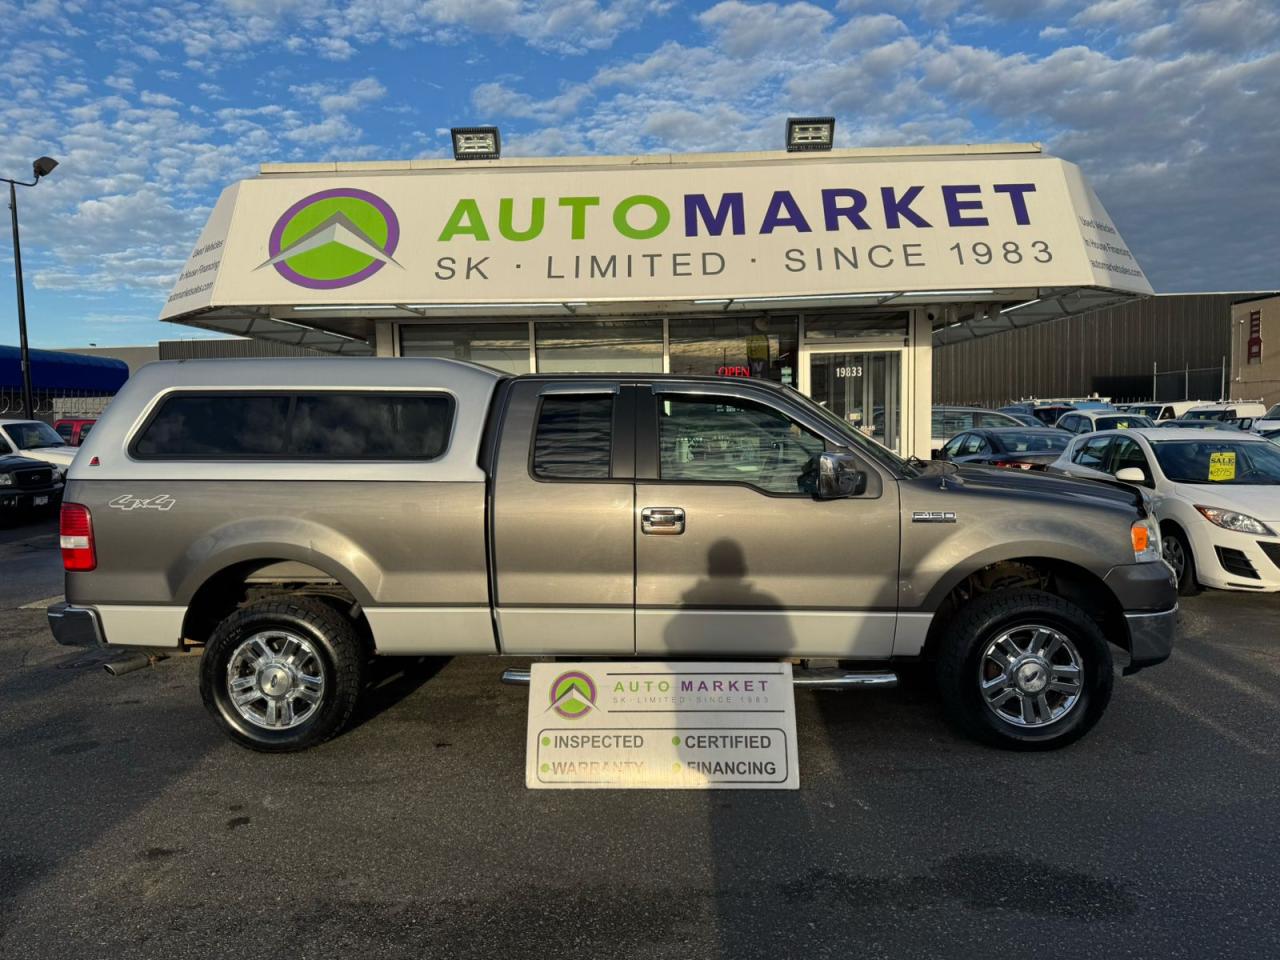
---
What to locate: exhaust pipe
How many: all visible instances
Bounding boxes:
[104,653,166,677]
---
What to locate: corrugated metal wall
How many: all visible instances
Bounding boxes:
[932,294,1237,406]
[158,338,326,360]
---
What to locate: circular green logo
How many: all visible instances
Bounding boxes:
[548,670,597,719]
[264,188,399,289]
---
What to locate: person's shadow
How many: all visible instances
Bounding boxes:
[662,539,798,655]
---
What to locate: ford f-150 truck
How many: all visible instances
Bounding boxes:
[47,358,1175,752]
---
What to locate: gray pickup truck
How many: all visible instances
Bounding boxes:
[49,358,1175,752]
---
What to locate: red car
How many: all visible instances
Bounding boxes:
[52,418,97,446]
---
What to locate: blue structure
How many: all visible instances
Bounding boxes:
[0,345,129,394]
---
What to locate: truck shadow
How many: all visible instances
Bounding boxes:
[350,655,450,730]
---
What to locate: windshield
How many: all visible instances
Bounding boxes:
[1264,404,1280,420]
[1152,439,1280,485]
[2,421,65,450]
[1126,404,1161,418]
[992,431,1069,453]
[1095,415,1154,430]
[786,386,919,476]
[1185,409,1226,421]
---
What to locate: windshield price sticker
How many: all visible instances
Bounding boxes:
[526,662,799,790]
[1209,451,1237,482]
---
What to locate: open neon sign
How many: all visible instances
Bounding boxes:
[717,365,751,377]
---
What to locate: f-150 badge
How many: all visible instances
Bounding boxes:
[109,494,176,512]
[911,511,956,523]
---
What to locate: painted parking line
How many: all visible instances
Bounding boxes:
[18,595,63,610]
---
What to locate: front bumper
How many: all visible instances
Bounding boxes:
[0,484,61,512]
[1122,606,1177,675]
[47,602,105,647]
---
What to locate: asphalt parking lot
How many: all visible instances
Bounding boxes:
[2,516,1277,959]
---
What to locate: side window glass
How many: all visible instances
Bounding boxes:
[1111,437,1150,479]
[658,395,826,494]
[532,395,614,479]
[942,434,967,458]
[962,434,986,455]
[55,423,73,440]
[134,395,291,458]
[1074,437,1112,469]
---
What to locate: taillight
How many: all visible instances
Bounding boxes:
[60,502,96,571]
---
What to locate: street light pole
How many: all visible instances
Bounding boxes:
[3,156,58,422]
[8,181,34,420]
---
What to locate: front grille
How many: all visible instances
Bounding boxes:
[14,467,52,488]
[1215,546,1260,580]
[1258,540,1280,572]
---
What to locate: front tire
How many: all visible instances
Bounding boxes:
[936,589,1114,751]
[200,597,366,752]
[1161,525,1200,596]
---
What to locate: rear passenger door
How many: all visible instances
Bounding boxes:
[490,380,636,655]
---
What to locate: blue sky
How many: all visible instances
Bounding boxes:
[1,0,1277,348]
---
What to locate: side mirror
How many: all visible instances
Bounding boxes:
[1115,467,1146,484]
[817,452,867,500]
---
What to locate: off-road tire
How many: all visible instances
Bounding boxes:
[200,596,365,752]
[936,589,1114,751]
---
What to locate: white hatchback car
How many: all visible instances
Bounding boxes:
[1052,428,1280,594]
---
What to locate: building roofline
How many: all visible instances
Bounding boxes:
[258,142,1045,176]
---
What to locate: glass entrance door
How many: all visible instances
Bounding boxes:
[807,350,902,452]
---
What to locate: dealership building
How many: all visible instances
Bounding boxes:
[161,140,1151,459]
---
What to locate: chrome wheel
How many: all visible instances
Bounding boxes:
[979,624,1083,728]
[226,630,325,730]
[1163,535,1186,583]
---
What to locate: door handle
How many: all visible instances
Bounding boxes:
[641,507,685,535]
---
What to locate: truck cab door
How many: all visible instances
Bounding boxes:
[490,379,636,654]
[633,382,900,659]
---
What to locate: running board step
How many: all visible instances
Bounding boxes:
[500,667,896,689]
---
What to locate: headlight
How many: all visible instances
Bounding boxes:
[0,473,12,486]
[1195,505,1276,536]
[1131,517,1162,562]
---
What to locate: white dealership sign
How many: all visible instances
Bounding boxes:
[525,661,799,790]
[162,152,1150,320]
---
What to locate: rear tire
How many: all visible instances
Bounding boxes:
[200,597,366,752]
[935,589,1113,751]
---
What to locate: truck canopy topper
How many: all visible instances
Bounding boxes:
[50,357,1176,753]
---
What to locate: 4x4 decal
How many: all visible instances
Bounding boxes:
[109,494,176,512]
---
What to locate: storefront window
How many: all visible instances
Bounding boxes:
[668,315,799,386]
[803,311,909,340]
[400,323,530,373]
[535,320,663,373]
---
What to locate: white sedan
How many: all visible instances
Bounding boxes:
[1051,428,1280,594]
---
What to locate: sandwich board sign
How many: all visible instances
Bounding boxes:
[525,661,799,790]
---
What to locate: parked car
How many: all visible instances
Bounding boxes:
[0,454,63,524]
[47,358,1174,753]
[1184,402,1268,421]
[1005,412,1043,428]
[1253,403,1280,433]
[1055,411,1155,434]
[936,428,1070,471]
[930,405,1023,452]
[1026,404,1076,426]
[53,417,97,446]
[1121,401,1202,422]
[1052,428,1280,594]
[0,419,78,475]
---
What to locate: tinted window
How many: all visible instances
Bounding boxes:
[658,395,825,494]
[961,434,987,455]
[991,431,1069,453]
[941,434,967,458]
[55,423,73,440]
[78,422,94,441]
[1073,436,1113,469]
[133,393,452,460]
[532,395,614,479]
